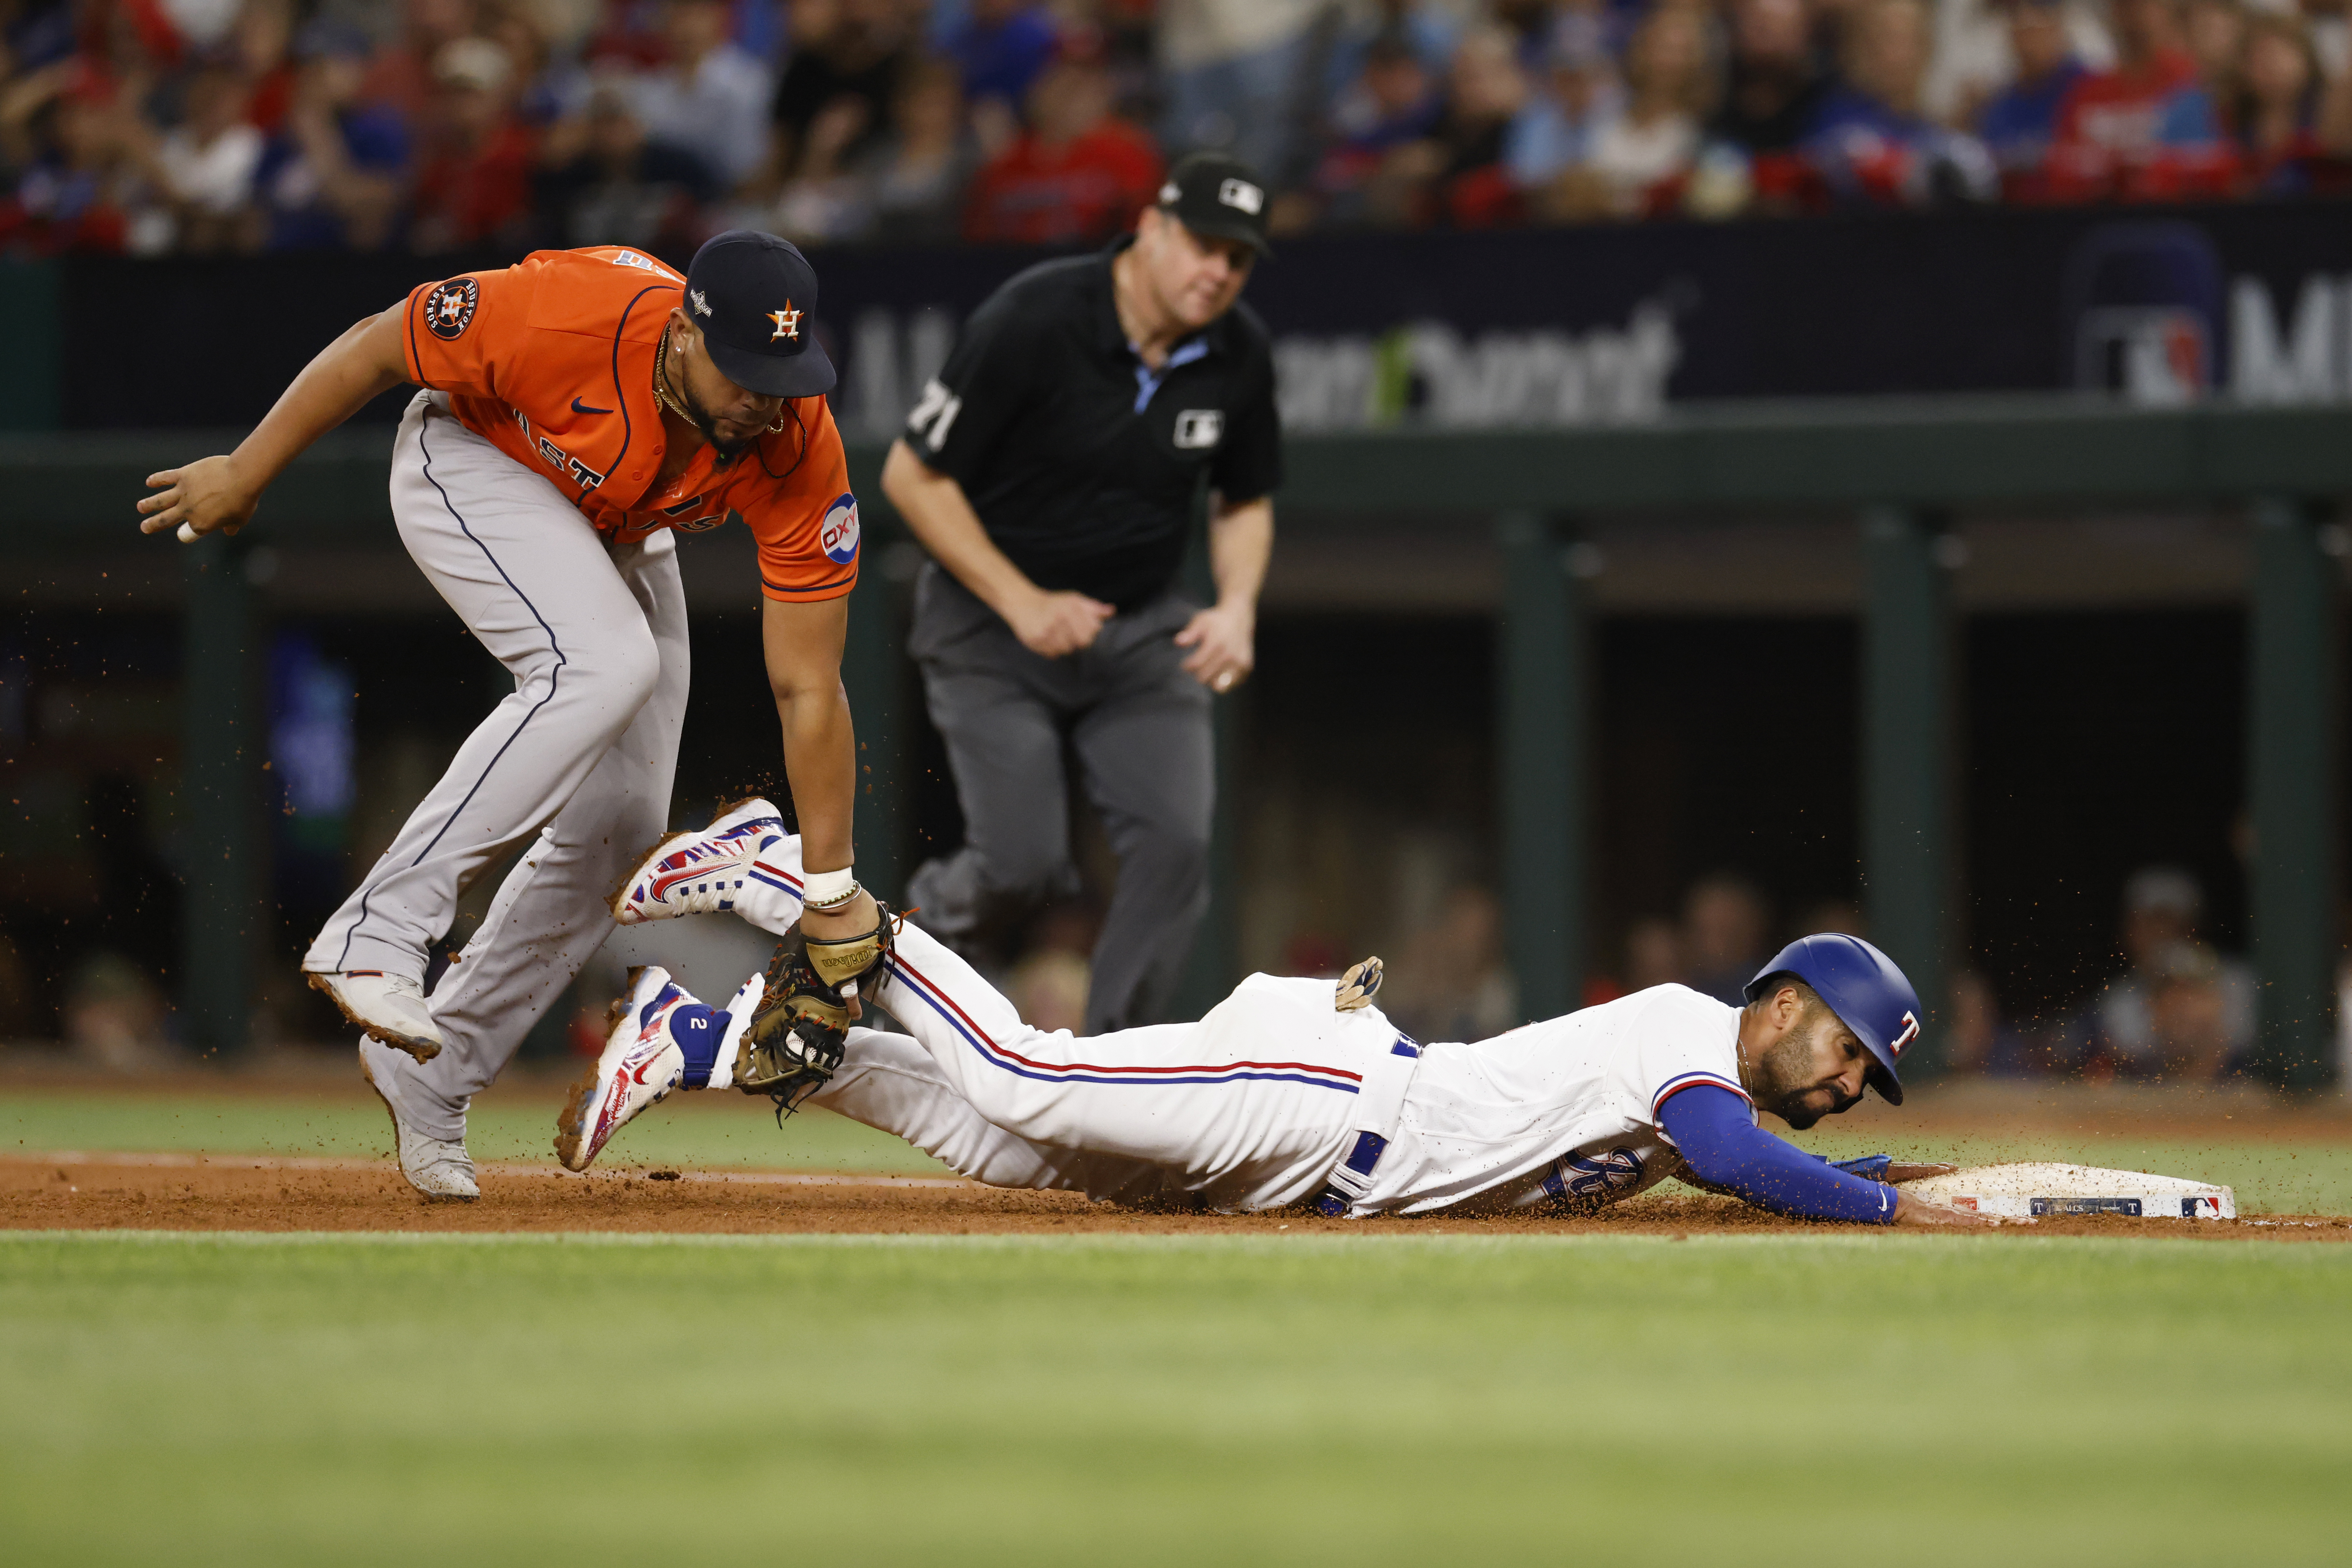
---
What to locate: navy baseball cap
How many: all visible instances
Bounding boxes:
[1743,934,1922,1105]
[1155,152,1273,258]
[683,230,836,399]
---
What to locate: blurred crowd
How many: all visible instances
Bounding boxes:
[1587,862,2279,1085]
[4,0,2349,260]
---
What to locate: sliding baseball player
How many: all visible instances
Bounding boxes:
[138,234,890,1201]
[566,810,1991,1226]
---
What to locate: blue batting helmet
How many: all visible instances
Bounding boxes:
[1742,934,1922,1105]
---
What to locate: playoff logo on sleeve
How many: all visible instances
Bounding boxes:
[424,277,479,339]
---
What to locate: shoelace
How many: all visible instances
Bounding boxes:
[761,1080,816,1127]
[665,877,741,915]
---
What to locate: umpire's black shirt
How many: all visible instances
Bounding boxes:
[903,236,1283,613]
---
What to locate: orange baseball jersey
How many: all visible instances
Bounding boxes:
[399,246,858,603]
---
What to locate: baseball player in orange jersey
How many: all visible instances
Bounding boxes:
[137,232,882,1199]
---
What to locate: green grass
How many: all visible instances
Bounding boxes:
[1,1231,2347,1565]
[0,1087,950,1174]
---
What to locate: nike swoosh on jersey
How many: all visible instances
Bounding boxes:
[572,398,613,415]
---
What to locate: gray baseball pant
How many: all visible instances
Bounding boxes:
[903,563,1214,1036]
[317,391,689,1140]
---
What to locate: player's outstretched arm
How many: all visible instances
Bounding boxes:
[1660,1084,1998,1227]
[137,307,412,542]
[760,592,877,948]
[1819,1154,1960,1184]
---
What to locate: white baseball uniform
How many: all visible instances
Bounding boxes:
[736,837,1761,1217]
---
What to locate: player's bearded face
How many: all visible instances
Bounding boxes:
[673,331,780,462]
[1750,1007,1863,1130]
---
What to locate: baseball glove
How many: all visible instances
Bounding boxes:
[801,898,899,1005]
[735,906,899,1120]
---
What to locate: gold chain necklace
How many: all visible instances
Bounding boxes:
[652,331,692,424]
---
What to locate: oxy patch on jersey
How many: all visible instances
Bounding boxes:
[820,493,860,564]
[424,277,479,340]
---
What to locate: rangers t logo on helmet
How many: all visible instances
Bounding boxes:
[1890,1011,1919,1059]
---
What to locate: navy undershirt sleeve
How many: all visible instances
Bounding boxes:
[1658,1085,1900,1225]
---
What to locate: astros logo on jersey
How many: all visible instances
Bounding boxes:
[424,277,479,340]
[769,303,802,341]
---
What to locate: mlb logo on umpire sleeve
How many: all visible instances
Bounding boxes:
[1173,410,1224,449]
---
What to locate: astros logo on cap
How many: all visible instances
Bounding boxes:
[768,303,802,341]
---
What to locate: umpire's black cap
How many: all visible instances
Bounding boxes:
[1155,153,1274,259]
[683,230,837,399]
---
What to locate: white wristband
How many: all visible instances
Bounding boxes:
[802,866,857,907]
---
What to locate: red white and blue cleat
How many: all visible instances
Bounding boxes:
[608,797,803,932]
[555,966,764,1171]
[556,968,692,1173]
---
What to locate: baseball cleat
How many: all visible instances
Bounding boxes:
[360,1041,477,1201]
[610,797,790,925]
[309,969,444,1062]
[555,967,691,1172]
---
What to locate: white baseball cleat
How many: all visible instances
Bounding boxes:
[609,797,794,926]
[308,969,444,1062]
[360,1041,477,1201]
[556,967,692,1173]
[555,967,766,1171]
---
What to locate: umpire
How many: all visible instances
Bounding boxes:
[880,152,1280,1035]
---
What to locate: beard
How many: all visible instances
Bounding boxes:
[677,377,758,465]
[1750,1012,1860,1130]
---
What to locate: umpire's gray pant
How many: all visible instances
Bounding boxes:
[904,564,1213,1035]
[314,391,688,1139]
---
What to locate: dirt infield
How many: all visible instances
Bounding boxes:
[7,1154,2349,1241]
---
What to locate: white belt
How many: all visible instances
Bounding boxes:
[1311,1035,1423,1216]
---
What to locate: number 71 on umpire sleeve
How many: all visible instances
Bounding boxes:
[907,378,963,453]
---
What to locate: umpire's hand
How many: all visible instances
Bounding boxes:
[1007,588,1115,658]
[1175,602,1255,693]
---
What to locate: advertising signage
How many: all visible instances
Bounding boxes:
[54,200,2352,433]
